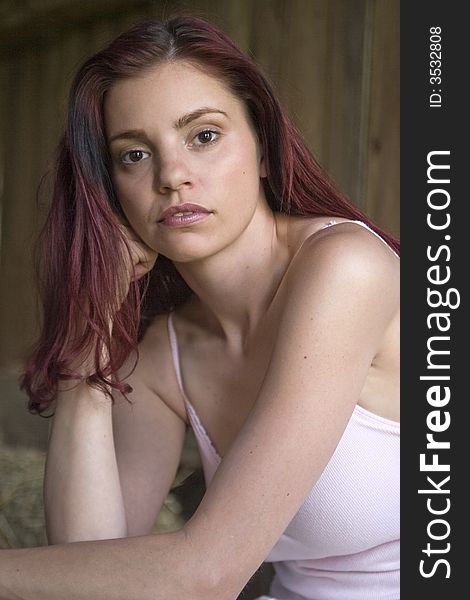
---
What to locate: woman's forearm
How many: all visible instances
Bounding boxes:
[0,531,221,600]
[45,381,127,543]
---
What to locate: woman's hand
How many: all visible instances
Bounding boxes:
[116,215,158,304]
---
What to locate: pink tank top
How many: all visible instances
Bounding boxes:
[167,220,400,600]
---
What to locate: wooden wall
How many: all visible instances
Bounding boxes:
[0,0,399,370]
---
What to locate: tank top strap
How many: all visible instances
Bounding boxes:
[167,311,187,400]
[167,312,221,463]
[320,219,399,258]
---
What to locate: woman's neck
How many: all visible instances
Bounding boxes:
[172,208,291,353]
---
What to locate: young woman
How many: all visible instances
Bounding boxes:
[2,15,399,600]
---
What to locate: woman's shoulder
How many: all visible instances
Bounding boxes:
[281,215,399,309]
[284,217,399,273]
[282,214,398,264]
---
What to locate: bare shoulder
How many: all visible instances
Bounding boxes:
[284,220,400,419]
[286,219,399,302]
[275,218,400,363]
[117,312,187,423]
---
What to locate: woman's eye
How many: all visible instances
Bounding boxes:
[120,149,150,165]
[192,129,218,147]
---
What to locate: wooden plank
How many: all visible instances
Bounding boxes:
[321,0,369,207]
[0,0,156,53]
[248,0,370,209]
[363,0,400,235]
[0,54,40,365]
[277,0,331,161]
[0,61,6,263]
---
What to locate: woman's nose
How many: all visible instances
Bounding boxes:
[155,152,193,194]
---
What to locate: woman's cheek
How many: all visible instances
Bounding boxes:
[114,176,147,217]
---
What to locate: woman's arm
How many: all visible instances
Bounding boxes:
[111,327,187,537]
[0,225,398,600]
[45,362,186,543]
[0,531,214,600]
[44,380,128,543]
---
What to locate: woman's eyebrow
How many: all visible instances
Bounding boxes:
[173,107,228,129]
[108,130,152,145]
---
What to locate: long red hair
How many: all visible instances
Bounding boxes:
[21,15,399,414]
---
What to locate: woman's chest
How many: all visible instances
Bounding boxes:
[170,310,399,457]
[266,411,400,561]
[176,325,276,457]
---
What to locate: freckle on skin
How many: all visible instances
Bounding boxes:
[304,355,307,359]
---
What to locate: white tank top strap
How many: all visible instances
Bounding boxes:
[320,219,399,258]
[167,311,221,463]
[167,311,186,400]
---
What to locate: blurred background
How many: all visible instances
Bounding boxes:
[0,0,399,596]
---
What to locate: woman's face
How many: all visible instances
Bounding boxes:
[104,60,267,262]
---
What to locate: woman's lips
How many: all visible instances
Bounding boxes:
[159,211,212,228]
[158,204,212,228]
